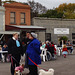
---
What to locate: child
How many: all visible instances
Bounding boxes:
[62,45,68,58]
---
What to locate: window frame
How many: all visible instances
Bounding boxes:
[20,12,25,24]
[72,33,75,39]
[45,33,51,41]
[10,12,16,24]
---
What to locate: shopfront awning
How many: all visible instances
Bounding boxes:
[0,31,20,35]
[5,25,46,31]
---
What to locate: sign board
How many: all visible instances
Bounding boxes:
[54,28,69,34]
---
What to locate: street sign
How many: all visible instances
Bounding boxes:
[54,28,69,34]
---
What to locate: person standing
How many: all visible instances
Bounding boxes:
[8,33,23,75]
[22,32,31,53]
[26,32,41,75]
[62,45,68,58]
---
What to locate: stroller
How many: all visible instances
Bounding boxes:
[46,43,57,61]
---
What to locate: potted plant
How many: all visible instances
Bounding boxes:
[59,36,68,44]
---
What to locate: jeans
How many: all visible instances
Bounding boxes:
[11,55,20,75]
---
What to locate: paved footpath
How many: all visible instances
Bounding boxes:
[0,51,75,75]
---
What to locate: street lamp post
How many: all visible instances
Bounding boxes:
[0,0,2,6]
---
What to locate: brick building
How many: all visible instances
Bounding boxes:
[4,2,31,26]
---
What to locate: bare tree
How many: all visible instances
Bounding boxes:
[28,0,47,14]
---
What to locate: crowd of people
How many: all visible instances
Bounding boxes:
[0,44,8,62]
[0,32,74,75]
[40,40,73,58]
[40,41,56,59]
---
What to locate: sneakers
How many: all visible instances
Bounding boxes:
[64,54,66,58]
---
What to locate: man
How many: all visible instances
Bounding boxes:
[8,33,23,75]
[23,32,32,75]
[22,32,31,53]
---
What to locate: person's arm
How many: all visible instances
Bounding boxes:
[7,39,13,54]
[33,41,41,55]
[62,48,64,52]
[66,48,68,52]
[45,44,48,49]
[2,47,5,51]
[19,41,24,56]
[54,45,56,52]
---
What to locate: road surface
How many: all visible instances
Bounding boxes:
[0,51,75,75]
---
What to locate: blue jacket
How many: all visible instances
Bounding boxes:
[26,38,41,65]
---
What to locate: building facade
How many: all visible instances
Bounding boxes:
[0,6,5,31]
[33,17,75,44]
[0,2,31,42]
[4,2,31,27]
[2,2,45,42]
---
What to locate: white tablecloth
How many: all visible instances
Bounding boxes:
[0,51,8,62]
[0,51,8,53]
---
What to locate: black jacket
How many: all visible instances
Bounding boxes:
[22,38,31,53]
[8,38,23,56]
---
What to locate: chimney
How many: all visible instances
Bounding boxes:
[0,0,2,6]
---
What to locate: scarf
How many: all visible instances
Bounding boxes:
[16,40,20,47]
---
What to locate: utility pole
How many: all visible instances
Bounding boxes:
[0,0,2,6]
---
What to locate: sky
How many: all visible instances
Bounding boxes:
[2,0,75,9]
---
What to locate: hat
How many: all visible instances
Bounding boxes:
[31,32,37,38]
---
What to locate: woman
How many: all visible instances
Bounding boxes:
[41,42,46,48]
[26,32,41,75]
[8,33,23,75]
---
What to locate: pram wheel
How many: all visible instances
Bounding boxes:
[46,51,57,61]
[52,54,57,60]
[46,51,52,61]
